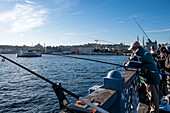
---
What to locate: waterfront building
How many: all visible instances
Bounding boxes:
[78,47,94,54]
[0,43,130,54]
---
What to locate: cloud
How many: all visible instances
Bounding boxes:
[0,0,48,33]
[25,0,35,4]
[2,0,22,2]
[52,0,78,16]
[61,37,71,40]
[112,17,127,24]
[118,21,124,24]
[60,32,76,40]
[68,11,82,15]
[54,0,77,8]
[63,33,75,36]
[101,29,110,32]
[146,29,170,33]
[19,34,24,37]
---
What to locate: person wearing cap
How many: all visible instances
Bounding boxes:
[124,41,160,113]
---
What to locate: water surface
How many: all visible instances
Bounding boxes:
[0,54,129,112]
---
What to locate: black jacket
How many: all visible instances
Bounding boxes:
[156,53,168,69]
[165,54,170,72]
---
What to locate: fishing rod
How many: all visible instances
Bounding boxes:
[56,54,170,76]
[131,15,152,43]
[57,54,128,68]
[0,54,109,113]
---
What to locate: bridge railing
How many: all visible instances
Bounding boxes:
[84,69,139,113]
[123,70,139,113]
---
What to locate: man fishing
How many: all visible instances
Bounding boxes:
[124,41,160,113]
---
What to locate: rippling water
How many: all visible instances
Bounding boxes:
[0,54,129,113]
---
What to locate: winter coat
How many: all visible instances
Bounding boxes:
[165,54,170,72]
[156,52,168,70]
[125,46,160,85]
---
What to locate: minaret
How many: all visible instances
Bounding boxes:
[137,35,139,42]
[143,36,145,47]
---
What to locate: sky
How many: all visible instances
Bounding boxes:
[0,0,170,46]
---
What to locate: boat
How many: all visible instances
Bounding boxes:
[16,50,42,57]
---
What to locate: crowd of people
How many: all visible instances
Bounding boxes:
[151,44,170,99]
[124,41,170,113]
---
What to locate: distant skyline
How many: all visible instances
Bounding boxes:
[0,0,170,46]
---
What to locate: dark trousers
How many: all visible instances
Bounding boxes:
[159,70,168,98]
[138,83,159,113]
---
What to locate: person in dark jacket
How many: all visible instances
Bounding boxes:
[155,47,168,97]
[150,45,157,60]
[157,44,161,55]
[165,45,170,70]
[155,46,168,69]
[124,41,160,113]
[165,45,170,94]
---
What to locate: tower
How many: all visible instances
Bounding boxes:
[143,36,145,47]
[137,35,139,42]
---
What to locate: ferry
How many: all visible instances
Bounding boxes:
[16,50,42,57]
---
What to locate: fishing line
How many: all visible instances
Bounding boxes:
[56,54,170,76]
[0,54,109,113]
[0,55,76,112]
[130,14,152,43]
[63,67,121,89]
[56,54,125,67]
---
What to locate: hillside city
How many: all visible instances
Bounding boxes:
[0,43,131,55]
